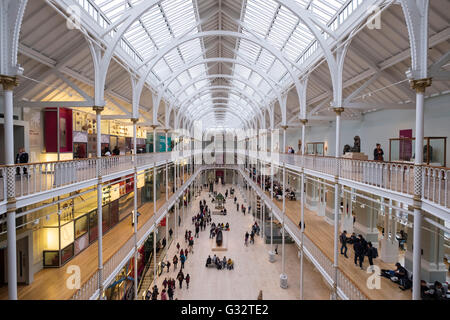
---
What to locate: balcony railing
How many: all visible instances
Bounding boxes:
[0,151,196,201]
[240,150,450,211]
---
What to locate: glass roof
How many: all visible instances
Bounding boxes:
[76,0,362,128]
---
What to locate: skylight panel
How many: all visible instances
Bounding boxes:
[243,0,278,38]
[268,59,286,81]
[162,0,197,38]
[179,39,203,63]
[177,71,191,86]
[266,6,297,50]
[153,59,171,79]
[237,40,259,63]
[189,65,206,79]
[234,65,251,79]
[249,72,262,87]
[257,49,276,71]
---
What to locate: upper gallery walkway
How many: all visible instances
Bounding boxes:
[240,150,450,219]
[0,170,193,300]
[0,150,193,213]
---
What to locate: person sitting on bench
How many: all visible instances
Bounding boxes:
[227,258,234,270]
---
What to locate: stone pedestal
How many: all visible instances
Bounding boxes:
[280,273,288,289]
[340,214,354,234]
[268,251,275,263]
[342,152,368,160]
[379,237,399,263]
[317,202,325,217]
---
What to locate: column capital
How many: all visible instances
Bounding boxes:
[0,75,19,91]
[333,107,345,115]
[150,124,158,130]
[300,119,308,125]
[280,125,288,130]
[163,128,170,133]
[131,118,139,124]
[92,105,105,113]
[410,78,432,93]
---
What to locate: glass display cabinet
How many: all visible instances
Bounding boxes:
[306,142,325,156]
[389,137,447,167]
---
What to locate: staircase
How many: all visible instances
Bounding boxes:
[137,238,173,299]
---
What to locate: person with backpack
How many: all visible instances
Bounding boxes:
[145,288,152,300]
[367,242,378,269]
[180,253,186,269]
[185,274,190,289]
[340,230,349,258]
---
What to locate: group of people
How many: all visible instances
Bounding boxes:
[244,223,259,246]
[210,222,230,238]
[339,231,378,270]
[103,145,121,156]
[205,254,234,270]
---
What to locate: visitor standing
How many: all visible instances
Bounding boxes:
[373,143,384,161]
[340,230,349,258]
[173,255,178,270]
[185,274,190,289]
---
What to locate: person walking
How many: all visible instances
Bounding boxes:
[151,285,159,300]
[185,247,189,259]
[160,289,167,300]
[173,255,178,270]
[162,278,168,289]
[340,230,349,258]
[237,203,239,211]
[353,238,365,270]
[177,270,184,289]
[367,242,378,270]
[167,285,174,300]
[176,242,180,252]
[250,230,255,244]
[166,260,171,273]
[169,228,173,239]
[180,253,186,269]
[195,224,200,238]
[185,273,190,289]
[245,232,249,246]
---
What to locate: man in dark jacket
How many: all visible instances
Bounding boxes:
[340,230,348,258]
[112,145,120,155]
[353,238,365,269]
[15,148,29,175]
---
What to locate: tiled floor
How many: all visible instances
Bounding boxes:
[150,184,331,300]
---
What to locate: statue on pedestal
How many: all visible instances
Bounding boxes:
[350,136,361,153]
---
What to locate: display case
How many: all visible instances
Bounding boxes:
[389,137,447,167]
[306,142,325,156]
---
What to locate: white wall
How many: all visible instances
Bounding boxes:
[285,93,450,164]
